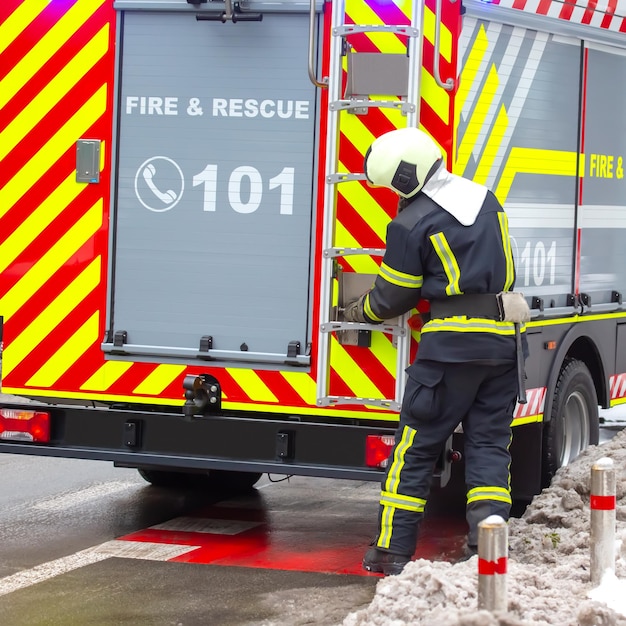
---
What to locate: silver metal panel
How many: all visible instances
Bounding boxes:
[76,140,101,183]
[345,53,410,98]
[107,10,317,366]
[579,44,626,303]
[335,272,401,347]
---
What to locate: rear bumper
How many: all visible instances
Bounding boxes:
[0,402,395,481]
[0,400,542,495]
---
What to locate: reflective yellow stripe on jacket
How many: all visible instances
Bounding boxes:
[430,232,462,296]
[421,318,526,336]
[498,212,515,291]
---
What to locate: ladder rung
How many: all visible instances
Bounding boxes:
[323,246,384,258]
[333,25,419,37]
[330,100,416,114]
[321,321,406,337]
[318,396,402,411]
[326,173,366,183]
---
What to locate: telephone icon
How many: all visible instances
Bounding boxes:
[142,163,177,204]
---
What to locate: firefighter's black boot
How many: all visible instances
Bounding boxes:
[362,547,411,576]
[456,543,478,563]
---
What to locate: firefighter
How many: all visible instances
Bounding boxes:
[343,127,529,576]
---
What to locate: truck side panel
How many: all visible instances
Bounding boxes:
[579,43,626,303]
[456,17,580,309]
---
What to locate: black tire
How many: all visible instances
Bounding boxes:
[542,358,599,487]
[137,468,262,493]
[207,470,262,492]
[137,468,196,488]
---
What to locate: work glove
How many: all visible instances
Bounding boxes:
[343,296,367,323]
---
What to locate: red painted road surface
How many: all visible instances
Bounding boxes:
[117,492,468,576]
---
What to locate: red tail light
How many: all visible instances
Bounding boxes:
[0,409,51,442]
[365,434,395,468]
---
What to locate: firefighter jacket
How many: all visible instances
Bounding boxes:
[361,171,526,365]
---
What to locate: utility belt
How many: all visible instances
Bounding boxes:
[429,291,530,405]
[430,292,530,324]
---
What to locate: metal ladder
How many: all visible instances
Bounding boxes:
[310,0,426,411]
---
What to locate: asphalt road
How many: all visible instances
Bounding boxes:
[0,457,386,626]
[0,394,622,625]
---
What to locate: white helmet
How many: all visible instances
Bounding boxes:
[363,127,443,198]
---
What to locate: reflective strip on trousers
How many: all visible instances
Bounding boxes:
[467,485,512,505]
[378,425,421,549]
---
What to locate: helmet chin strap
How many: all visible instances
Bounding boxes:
[423,159,444,186]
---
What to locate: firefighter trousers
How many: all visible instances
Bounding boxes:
[374,359,518,556]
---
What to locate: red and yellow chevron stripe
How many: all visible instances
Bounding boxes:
[323,0,460,404]
[1,0,117,393]
[0,0,460,420]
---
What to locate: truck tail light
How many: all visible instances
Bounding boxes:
[0,409,51,443]
[365,434,395,468]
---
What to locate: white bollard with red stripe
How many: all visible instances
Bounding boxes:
[477,515,508,612]
[590,457,616,585]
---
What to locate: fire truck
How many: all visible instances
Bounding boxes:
[1,0,625,501]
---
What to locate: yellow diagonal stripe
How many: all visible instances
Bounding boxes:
[0,85,108,219]
[495,148,579,203]
[474,104,508,185]
[0,0,106,110]
[346,1,407,53]
[423,6,452,62]
[133,365,186,396]
[338,161,390,240]
[281,371,316,405]
[420,67,450,124]
[370,331,396,377]
[455,24,489,128]
[456,63,499,176]
[0,25,110,162]
[227,369,278,403]
[334,221,381,274]
[0,0,48,57]
[26,311,100,388]
[2,257,102,378]
[0,199,103,320]
[379,105,409,129]
[340,112,376,158]
[0,173,82,274]
[80,361,134,392]
[330,336,386,400]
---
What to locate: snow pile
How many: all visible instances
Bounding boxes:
[344,428,626,626]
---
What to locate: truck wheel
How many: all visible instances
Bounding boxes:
[137,468,196,488]
[137,468,262,492]
[542,358,599,487]
[206,470,262,492]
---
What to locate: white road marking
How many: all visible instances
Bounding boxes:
[0,547,110,598]
[33,481,139,511]
[0,475,279,597]
[0,540,199,597]
[149,516,262,534]
[94,539,198,561]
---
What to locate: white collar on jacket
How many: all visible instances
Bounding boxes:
[420,163,488,226]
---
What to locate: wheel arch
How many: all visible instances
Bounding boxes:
[542,324,608,424]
